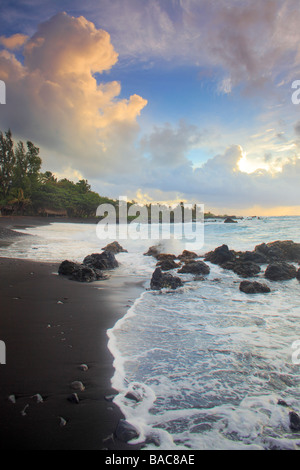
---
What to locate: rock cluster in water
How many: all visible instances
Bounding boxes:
[147,240,300,292]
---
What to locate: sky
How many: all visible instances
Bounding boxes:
[0,0,300,215]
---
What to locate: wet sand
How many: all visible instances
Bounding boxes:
[0,217,144,450]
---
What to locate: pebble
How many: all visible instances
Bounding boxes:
[32,394,43,403]
[8,395,16,404]
[70,381,85,391]
[67,393,80,404]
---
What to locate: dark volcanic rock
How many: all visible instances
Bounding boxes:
[297,269,300,281]
[224,217,238,224]
[178,260,210,275]
[178,250,198,260]
[289,411,300,432]
[115,419,139,442]
[83,251,119,270]
[156,259,181,271]
[58,260,105,283]
[69,265,104,283]
[264,262,297,281]
[222,260,261,278]
[238,251,268,264]
[239,280,271,294]
[156,253,177,262]
[58,260,79,276]
[150,267,183,290]
[144,245,160,258]
[255,240,300,263]
[205,245,236,265]
[101,241,128,253]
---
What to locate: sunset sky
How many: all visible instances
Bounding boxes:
[1,0,300,215]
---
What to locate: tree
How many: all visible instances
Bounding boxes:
[8,188,31,214]
[0,129,15,199]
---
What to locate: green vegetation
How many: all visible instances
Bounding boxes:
[0,129,238,220]
[0,129,115,217]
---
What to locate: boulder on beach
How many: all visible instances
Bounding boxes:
[204,244,236,265]
[239,280,271,294]
[83,251,119,270]
[156,259,181,271]
[150,267,183,290]
[297,269,300,281]
[58,260,78,276]
[101,241,128,254]
[178,260,210,275]
[224,217,238,224]
[264,262,297,281]
[115,419,140,443]
[58,260,105,283]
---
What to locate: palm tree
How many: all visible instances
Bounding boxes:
[8,188,31,214]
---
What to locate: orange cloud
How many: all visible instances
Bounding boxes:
[0,12,147,176]
[0,33,28,50]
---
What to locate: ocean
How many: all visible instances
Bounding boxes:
[2,216,300,450]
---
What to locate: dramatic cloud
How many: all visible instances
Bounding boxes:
[0,12,147,176]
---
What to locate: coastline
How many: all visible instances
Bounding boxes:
[0,217,145,450]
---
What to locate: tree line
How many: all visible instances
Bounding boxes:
[0,129,116,217]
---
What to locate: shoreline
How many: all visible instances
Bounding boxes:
[0,219,145,450]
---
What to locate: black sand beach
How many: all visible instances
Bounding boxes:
[0,217,143,450]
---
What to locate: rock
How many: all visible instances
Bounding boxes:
[58,260,105,283]
[239,280,271,294]
[70,381,85,392]
[277,399,290,407]
[59,417,67,427]
[264,262,297,281]
[178,260,210,275]
[32,394,43,403]
[125,391,142,402]
[156,253,177,262]
[58,260,78,276]
[150,267,183,291]
[289,411,300,432]
[222,260,261,278]
[224,217,238,223]
[70,265,104,283]
[101,241,128,253]
[67,393,80,404]
[296,269,300,281]
[144,245,160,258]
[83,251,119,270]
[255,240,300,263]
[8,395,16,404]
[205,245,236,265]
[178,250,198,260]
[115,419,139,442]
[156,259,181,271]
[238,251,268,264]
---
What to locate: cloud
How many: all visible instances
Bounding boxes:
[0,33,28,49]
[0,12,147,176]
